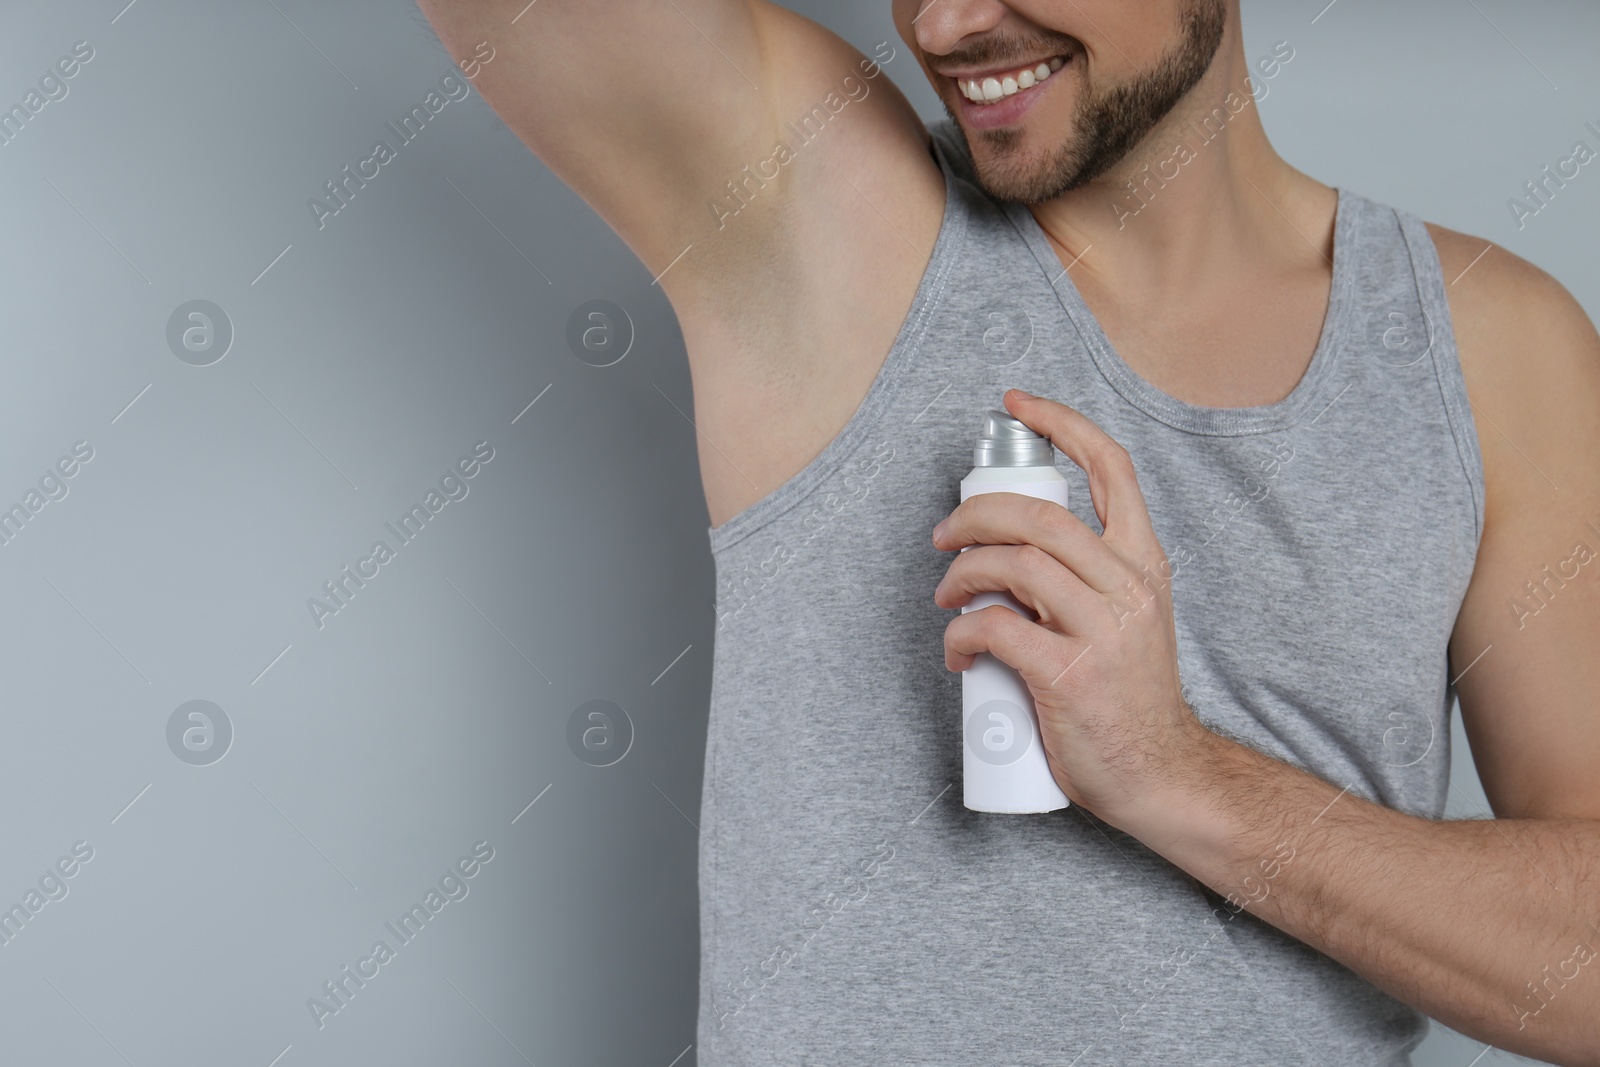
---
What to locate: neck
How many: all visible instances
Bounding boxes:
[1026,30,1328,300]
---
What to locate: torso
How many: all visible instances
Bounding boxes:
[693,129,1483,1063]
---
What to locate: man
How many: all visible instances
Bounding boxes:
[418,1,1600,1063]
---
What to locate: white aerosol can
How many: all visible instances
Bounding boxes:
[959,410,1072,814]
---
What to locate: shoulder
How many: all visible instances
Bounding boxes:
[1423,221,1600,443]
[1423,222,1599,382]
[1421,219,1600,532]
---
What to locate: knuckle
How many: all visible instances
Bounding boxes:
[1032,498,1074,537]
[952,542,994,581]
[944,614,972,652]
[978,603,1016,635]
[1015,542,1056,578]
[1087,435,1130,472]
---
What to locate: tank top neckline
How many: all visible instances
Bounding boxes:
[998,186,1359,437]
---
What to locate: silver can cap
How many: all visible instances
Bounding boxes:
[973,409,1054,467]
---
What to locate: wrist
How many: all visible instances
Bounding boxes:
[1111,710,1248,872]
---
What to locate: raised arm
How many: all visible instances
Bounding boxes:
[415,1,942,525]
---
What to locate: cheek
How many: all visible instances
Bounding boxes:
[1036,0,1192,74]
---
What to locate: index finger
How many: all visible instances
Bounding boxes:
[1001,388,1159,556]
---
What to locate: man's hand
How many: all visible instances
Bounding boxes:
[931,387,1214,824]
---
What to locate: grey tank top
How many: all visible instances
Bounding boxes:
[697,117,1484,1066]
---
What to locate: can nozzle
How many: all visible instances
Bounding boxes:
[973,409,1053,467]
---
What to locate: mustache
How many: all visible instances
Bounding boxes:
[936,31,1078,71]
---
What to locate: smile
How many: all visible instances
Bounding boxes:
[952,56,1065,105]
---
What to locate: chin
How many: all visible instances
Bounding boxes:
[965,128,1072,204]
[944,82,1085,203]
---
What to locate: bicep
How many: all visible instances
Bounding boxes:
[1444,232,1600,820]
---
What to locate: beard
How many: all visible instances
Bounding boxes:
[944,0,1227,204]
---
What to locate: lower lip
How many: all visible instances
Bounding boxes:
[955,61,1065,131]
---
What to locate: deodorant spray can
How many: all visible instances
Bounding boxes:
[959,410,1072,814]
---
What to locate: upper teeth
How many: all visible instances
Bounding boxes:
[959,57,1064,103]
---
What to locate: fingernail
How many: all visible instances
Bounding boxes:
[932,519,947,541]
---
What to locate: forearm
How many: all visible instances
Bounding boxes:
[1121,721,1600,1066]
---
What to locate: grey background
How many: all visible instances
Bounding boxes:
[0,1,1593,1064]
